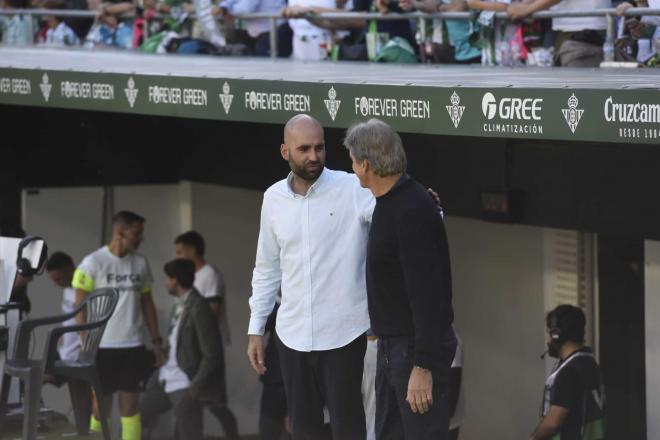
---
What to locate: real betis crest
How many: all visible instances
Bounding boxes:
[125,77,138,108]
[562,94,584,134]
[40,73,52,102]
[324,86,341,121]
[446,91,464,128]
[219,81,233,114]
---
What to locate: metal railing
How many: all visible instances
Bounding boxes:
[1,7,659,60]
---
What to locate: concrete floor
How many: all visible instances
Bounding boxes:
[1,415,259,440]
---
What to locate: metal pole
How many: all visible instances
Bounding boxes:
[606,14,615,43]
[269,16,278,59]
[418,16,426,43]
[25,13,33,44]
[604,13,615,62]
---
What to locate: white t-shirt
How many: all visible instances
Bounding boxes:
[551,0,609,32]
[287,0,341,60]
[195,264,226,299]
[195,263,231,345]
[159,292,191,393]
[450,330,465,431]
[72,246,153,348]
[58,287,82,361]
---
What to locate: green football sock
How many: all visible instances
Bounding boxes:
[121,413,142,440]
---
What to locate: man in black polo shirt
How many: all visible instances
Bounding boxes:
[344,118,456,440]
[531,305,606,440]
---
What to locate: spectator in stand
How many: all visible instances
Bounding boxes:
[284,2,368,60]
[468,0,547,66]
[506,0,610,66]
[38,0,81,45]
[95,0,135,29]
[85,0,138,48]
[282,0,354,60]
[370,0,417,50]
[617,0,660,63]
[467,0,510,64]
[0,0,36,45]
[62,0,94,41]
[218,0,286,56]
[400,0,480,63]
[155,0,193,16]
[286,0,417,60]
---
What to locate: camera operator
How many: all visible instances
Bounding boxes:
[530,305,605,440]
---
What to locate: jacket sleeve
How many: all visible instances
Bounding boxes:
[188,298,223,399]
[397,206,454,370]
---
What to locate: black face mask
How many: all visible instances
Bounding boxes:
[547,341,561,359]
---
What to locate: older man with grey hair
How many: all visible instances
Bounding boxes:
[345,118,456,440]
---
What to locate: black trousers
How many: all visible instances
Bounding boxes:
[277,334,367,440]
[375,336,455,440]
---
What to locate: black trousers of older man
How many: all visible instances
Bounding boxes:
[375,336,456,440]
[277,334,367,440]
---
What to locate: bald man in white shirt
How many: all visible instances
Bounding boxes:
[247,114,373,440]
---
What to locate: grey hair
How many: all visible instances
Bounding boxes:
[344,119,407,177]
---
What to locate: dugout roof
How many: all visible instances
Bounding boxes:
[1,47,659,145]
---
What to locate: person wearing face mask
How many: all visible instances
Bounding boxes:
[530,305,605,440]
[72,210,164,440]
[140,259,224,440]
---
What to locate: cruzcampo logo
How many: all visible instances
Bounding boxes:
[124,77,138,108]
[219,81,233,114]
[40,73,52,102]
[324,86,341,121]
[446,91,465,128]
[562,93,583,134]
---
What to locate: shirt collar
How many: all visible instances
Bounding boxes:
[376,173,410,200]
[286,167,329,197]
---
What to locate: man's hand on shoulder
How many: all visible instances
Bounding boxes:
[426,188,444,217]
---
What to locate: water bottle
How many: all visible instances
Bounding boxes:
[602,38,615,62]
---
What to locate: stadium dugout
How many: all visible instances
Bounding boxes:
[0,46,659,439]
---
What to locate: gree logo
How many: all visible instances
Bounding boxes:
[482,92,497,119]
[481,92,542,121]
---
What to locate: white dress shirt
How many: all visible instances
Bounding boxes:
[249,168,374,352]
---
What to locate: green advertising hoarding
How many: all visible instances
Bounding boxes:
[1,67,659,144]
